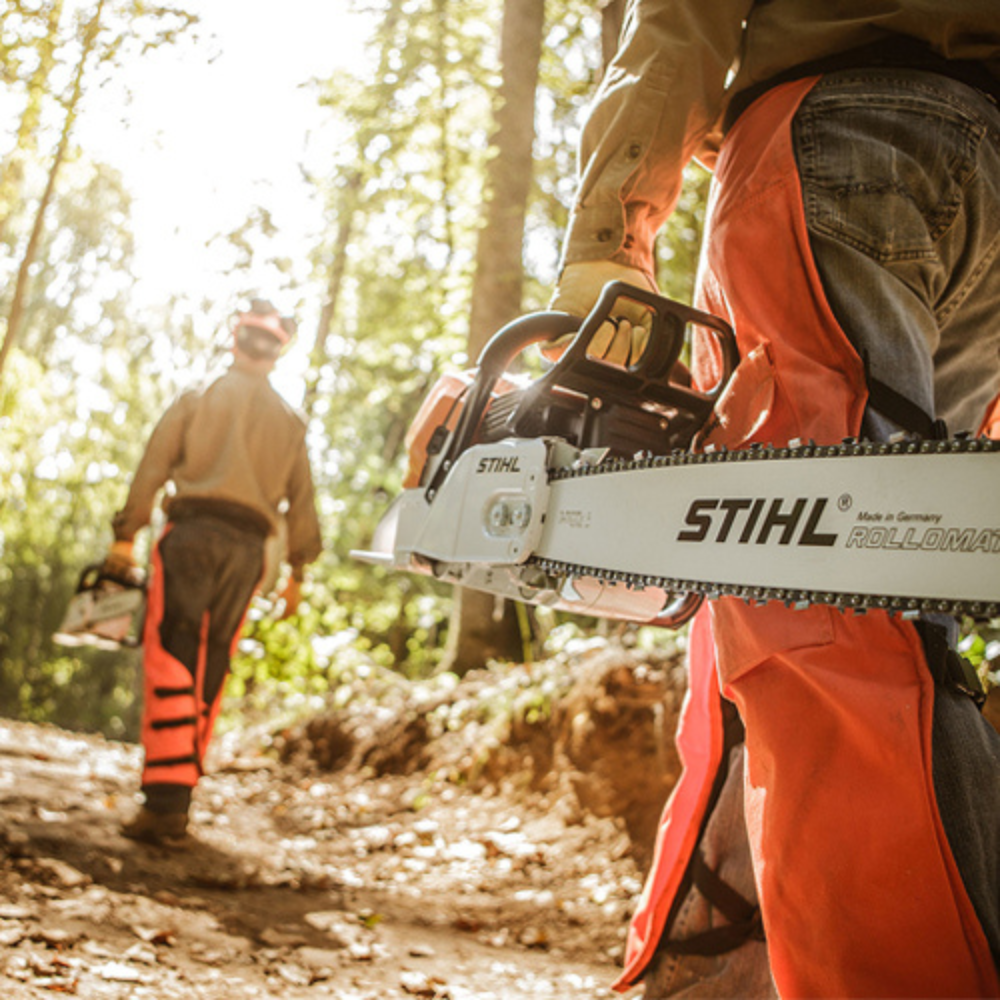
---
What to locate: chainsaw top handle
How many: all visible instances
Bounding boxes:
[542,280,738,410]
[425,282,738,498]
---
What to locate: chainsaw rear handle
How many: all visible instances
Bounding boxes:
[471,281,739,384]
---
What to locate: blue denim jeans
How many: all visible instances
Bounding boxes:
[798,68,1000,968]
[794,68,1000,436]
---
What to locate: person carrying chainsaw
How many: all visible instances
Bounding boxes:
[550,2,1000,997]
[106,299,322,845]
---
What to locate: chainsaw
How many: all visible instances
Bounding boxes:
[353,282,1000,628]
[53,563,146,650]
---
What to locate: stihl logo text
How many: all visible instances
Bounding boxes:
[476,456,522,474]
[678,497,837,547]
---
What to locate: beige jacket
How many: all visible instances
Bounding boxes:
[114,366,322,572]
[563,0,1000,277]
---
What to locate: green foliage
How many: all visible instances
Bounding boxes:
[0,350,157,736]
[656,164,711,303]
[959,618,1000,689]
[1,156,137,362]
[288,0,514,684]
[0,125,210,738]
[528,0,606,297]
[1,0,197,252]
[0,0,713,740]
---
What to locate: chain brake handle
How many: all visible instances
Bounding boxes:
[424,310,580,498]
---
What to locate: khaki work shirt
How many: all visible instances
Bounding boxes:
[114,366,322,572]
[563,0,1000,278]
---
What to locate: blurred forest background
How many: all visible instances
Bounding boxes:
[0,0,712,741]
[6,1,994,746]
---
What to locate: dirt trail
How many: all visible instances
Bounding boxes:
[3,644,998,999]
[0,648,685,999]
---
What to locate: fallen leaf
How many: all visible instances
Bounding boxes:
[294,946,341,977]
[36,808,68,823]
[132,925,177,946]
[80,942,116,960]
[302,910,359,948]
[33,927,79,948]
[34,859,89,889]
[39,979,78,994]
[123,942,159,965]
[273,961,311,986]
[400,969,449,997]
[28,954,64,976]
[347,940,374,962]
[0,924,26,946]
[259,926,307,949]
[97,961,144,983]
[519,925,549,948]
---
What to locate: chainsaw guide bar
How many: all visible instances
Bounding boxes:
[355,283,1000,628]
[533,435,1000,621]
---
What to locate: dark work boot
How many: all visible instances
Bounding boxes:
[121,807,189,846]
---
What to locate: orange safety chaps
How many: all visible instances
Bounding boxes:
[139,520,260,804]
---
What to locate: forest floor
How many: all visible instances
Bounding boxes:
[0,638,692,1000]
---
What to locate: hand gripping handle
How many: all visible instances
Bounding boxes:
[538,280,739,414]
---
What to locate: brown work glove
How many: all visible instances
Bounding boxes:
[102,540,139,582]
[545,260,659,365]
[276,576,302,620]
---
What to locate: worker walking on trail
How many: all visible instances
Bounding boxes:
[550,2,1000,997]
[106,299,322,846]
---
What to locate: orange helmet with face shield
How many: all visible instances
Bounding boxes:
[232,299,297,361]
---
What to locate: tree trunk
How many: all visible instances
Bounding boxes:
[442,586,532,674]
[0,0,104,382]
[0,0,64,245]
[442,0,545,675]
[467,0,545,357]
[303,170,362,422]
